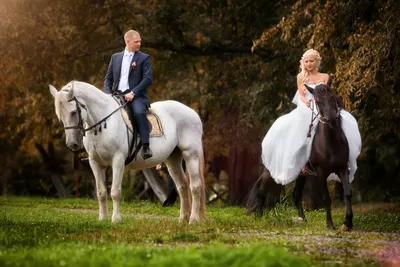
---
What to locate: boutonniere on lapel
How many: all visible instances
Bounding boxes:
[131,62,136,70]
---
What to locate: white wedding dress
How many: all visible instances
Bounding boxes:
[261,83,362,185]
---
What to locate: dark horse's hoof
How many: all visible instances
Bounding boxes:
[327,224,336,230]
[255,209,264,218]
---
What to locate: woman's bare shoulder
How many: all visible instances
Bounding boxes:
[320,73,330,79]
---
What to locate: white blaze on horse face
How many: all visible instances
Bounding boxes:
[58,95,85,151]
[50,83,85,151]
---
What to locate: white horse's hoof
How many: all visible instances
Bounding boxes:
[99,214,108,220]
[112,215,121,223]
[189,217,200,224]
[179,213,190,223]
[179,217,189,224]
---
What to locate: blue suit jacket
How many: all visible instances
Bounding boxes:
[104,50,152,106]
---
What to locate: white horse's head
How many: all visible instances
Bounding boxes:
[49,82,87,151]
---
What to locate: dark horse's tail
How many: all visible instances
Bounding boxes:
[246,168,284,217]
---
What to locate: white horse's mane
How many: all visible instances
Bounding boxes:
[54,80,102,120]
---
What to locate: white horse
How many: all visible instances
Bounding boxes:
[49,81,206,223]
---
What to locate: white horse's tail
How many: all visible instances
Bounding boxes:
[198,145,206,219]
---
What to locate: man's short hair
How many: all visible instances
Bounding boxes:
[124,30,140,42]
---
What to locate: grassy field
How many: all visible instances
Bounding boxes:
[0,197,399,266]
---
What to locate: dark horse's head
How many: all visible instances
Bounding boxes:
[305,84,342,128]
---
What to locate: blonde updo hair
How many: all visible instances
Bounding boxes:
[299,49,322,82]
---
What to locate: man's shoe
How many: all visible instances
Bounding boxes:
[142,145,153,160]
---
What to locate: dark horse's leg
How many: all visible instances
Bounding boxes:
[293,175,306,221]
[340,169,353,230]
[319,172,334,229]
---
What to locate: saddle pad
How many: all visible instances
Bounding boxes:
[121,108,164,137]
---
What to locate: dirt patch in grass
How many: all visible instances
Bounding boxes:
[226,231,400,265]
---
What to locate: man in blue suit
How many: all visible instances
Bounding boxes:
[104,30,153,159]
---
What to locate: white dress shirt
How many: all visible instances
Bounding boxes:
[117,50,134,92]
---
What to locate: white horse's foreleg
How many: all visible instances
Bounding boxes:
[110,154,125,223]
[165,150,191,223]
[182,149,203,224]
[89,159,108,220]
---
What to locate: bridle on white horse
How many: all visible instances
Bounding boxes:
[65,95,128,136]
[65,91,141,165]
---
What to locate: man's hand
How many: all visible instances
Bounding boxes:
[125,92,135,102]
[156,163,162,171]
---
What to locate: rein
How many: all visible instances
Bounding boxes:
[306,100,320,138]
[65,96,129,136]
[66,93,141,165]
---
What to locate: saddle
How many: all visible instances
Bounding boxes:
[112,95,164,137]
[111,94,164,165]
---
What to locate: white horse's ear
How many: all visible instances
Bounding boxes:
[49,85,58,98]
[66,83,74,99]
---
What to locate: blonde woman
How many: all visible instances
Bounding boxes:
[293,49,329,106]
[261,49,361,185]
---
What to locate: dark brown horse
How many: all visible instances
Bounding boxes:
[247,83,353,230]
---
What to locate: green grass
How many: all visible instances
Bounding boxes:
[0,197,399,266]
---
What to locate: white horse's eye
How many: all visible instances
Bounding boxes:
[70,111,77,117]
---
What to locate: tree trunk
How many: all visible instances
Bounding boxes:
[73,153,80,198]
[0,169,10,196]
[35,142,69,198]
[50,174,69,198]
[228,146,260,206]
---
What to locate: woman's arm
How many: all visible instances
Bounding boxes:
[297,74,310,107]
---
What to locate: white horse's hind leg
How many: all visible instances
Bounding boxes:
[89,160,108,220]
[165,149,191,223]
[110,154,125,223]
[182,148,203,224]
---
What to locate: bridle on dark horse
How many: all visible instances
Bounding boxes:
[306,95,341,138]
